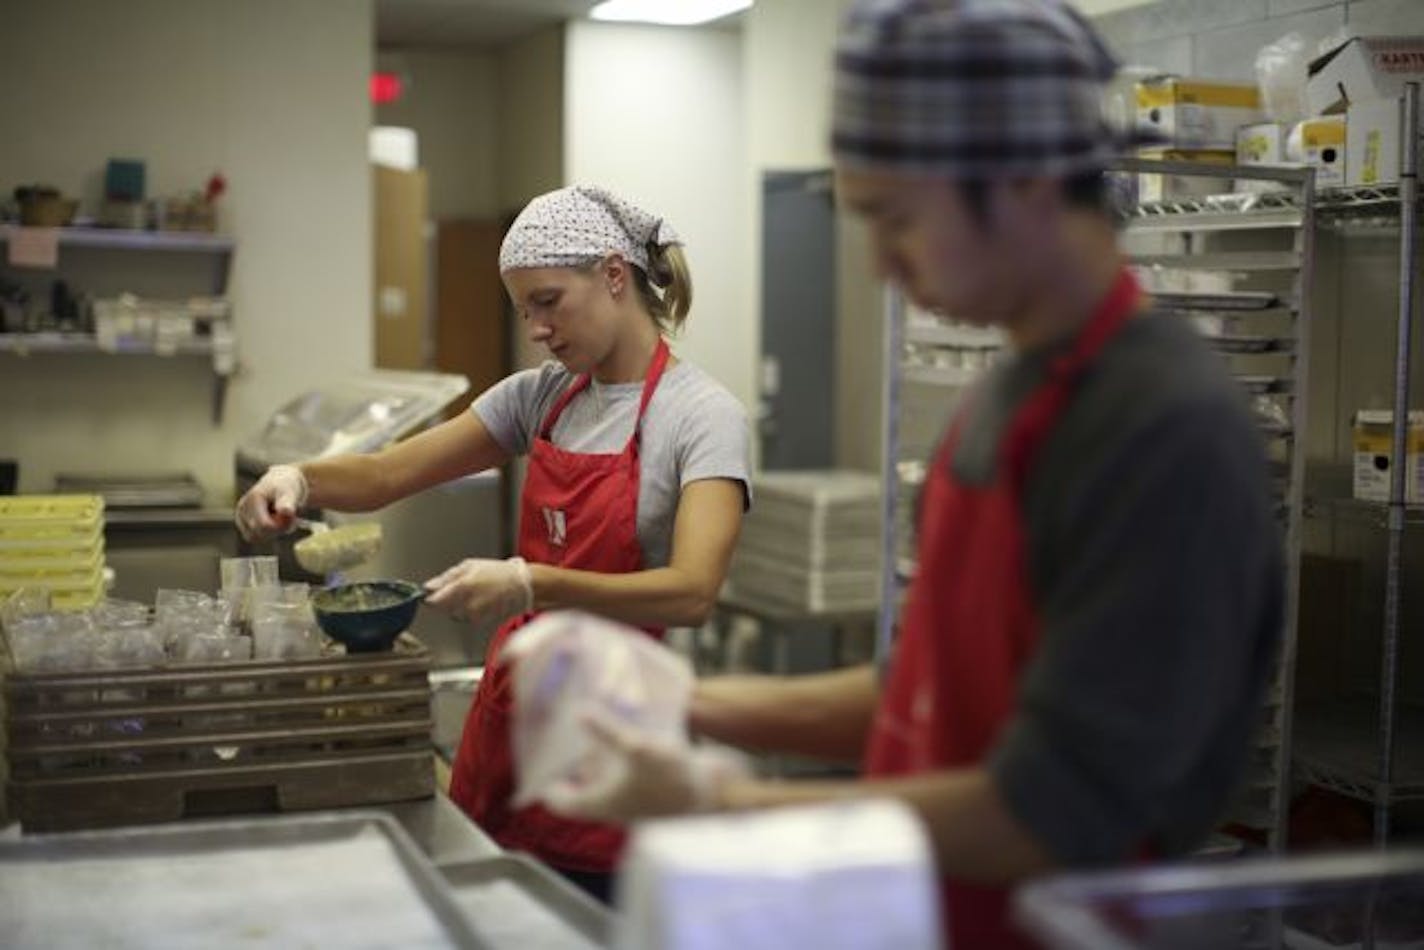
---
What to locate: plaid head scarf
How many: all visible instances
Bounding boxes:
[833,0,1123,178]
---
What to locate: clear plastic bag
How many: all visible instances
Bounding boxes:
[504,611,694,808]
[1255,32,1312,125]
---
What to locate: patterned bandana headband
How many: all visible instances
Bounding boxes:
[832,0,1123,178]
[499,185,684,286]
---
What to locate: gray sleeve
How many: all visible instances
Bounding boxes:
[988,402,1281,865]
[470,366,558,456]
[675,390,754,509]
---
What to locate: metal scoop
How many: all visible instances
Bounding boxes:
[292,520,384,575]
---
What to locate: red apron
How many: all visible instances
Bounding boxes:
[865,270,1141,948]
[449,339,671,872]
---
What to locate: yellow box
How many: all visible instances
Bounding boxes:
[1353,410,1424,503]
[1137,78,1262,147]
[1288,117,1347,188]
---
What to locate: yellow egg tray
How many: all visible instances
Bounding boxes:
[0,548,105,586]
[0,535,104,564]
[0,574,105,611]
[0,495,105,544]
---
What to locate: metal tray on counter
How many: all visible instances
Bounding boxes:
[441,853,612,949]
[0,811,487,949]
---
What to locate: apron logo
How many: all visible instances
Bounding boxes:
[542,507,567,546]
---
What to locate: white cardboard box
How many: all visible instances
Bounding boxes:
[1307,36,1424,116]
[1136,77,1262,148]
[1237,122,1287,164]
[1345,96,1418,187]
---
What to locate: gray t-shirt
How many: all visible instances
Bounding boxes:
[934,311,1282,865]
[472,359,751,568]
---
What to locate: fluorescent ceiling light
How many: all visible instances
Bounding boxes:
[589,0,752,26]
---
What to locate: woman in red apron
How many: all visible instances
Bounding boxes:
[437,336,680,898]
[236,185,750,901]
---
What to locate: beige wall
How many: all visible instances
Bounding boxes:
[0,0,373,501]
[496,25,567,373]
[497,26,566,216]
[375,49,500,220]
[563,21,751,412]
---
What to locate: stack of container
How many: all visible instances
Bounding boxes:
[0,495,107,611]
[727,470,882,614]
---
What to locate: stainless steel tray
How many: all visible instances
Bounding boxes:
[442,854,611,949]
[0,810,487,949]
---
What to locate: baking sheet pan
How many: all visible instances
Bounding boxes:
[0,810,486,949]
[441,853,611,949]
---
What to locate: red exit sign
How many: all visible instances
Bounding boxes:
[370,72,403,105]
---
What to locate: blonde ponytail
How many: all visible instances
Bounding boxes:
[637,244,693,333]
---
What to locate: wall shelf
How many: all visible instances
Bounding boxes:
[0,228,237,424]
[0,332,219,358]
[0,332,234,424]
[0,225,234,254]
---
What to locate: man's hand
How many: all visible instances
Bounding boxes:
[542,711,748,822]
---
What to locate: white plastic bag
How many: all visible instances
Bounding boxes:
[1255,32,1312,125]
[503,611,694,809]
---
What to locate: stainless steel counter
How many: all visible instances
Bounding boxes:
[0,793,613,948]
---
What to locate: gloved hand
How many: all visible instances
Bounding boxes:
[234,464,308,542]
[424,557,534,627]
[541,710,749,822]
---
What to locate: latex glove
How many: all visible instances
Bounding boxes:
[424,557,533,627]
[234,464,308,542]
[541,710,749,822]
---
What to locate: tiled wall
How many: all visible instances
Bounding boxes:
[1094,0,1424,82]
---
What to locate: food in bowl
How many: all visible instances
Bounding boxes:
[312,581,411,613]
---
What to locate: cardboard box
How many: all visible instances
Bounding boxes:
[374,165,429,371]
[1136,77,1262,148]
[1237,122,1287,165]
[1346,96,1415,187]
[1136,147,1236,202]
[1307,36,1424,116]
[1353,410,1424,504]
[1235,123,1291,193]
[1288,116,1347,188]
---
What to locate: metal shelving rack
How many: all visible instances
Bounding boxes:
[1292,85,1423,847]
[877,293,1004,663]
[878,155,1321,851]
[1117,156,1317,849]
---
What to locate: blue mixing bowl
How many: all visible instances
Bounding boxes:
[310,579,424,653]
